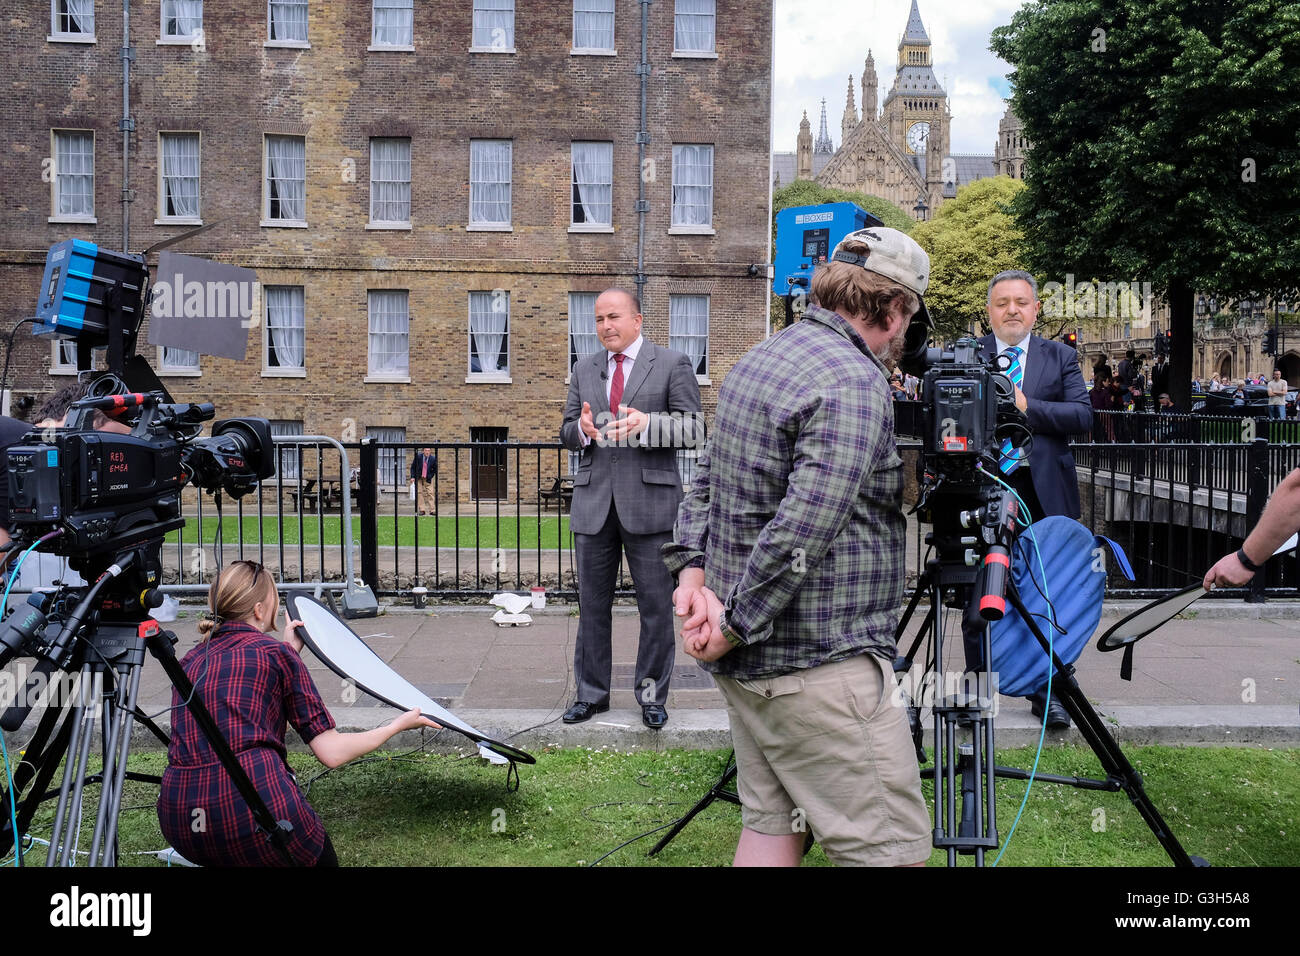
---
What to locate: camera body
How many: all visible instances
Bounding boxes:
[6,391,273,557]
[917,338,1026,486]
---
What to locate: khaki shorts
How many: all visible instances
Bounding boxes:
[714,652,932,866]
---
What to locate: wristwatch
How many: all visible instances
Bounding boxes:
[718,608,745,647]
[1236,547,1263,572]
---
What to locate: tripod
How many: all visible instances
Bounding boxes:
[895,484,1207,867]
[0,539,296,866]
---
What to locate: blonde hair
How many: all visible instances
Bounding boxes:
[198,561,277,638]
[810,241,920,328]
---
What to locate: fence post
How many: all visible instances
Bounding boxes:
[359,438,379,592]
[1246,436,1269,603]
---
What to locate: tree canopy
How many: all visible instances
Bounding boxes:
[990,0,1300,407]
[910,176,1027,342]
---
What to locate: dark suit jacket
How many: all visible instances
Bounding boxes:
[560,339,704,536]
[409,452,437,480]
[980,334,1092,519]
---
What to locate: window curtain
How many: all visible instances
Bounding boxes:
[470,140,511,224]
[267,287,305,368]
[164,0,203,36]
[162,134,200,218]
[269,421,303,479]
[164,346,199,369]
[56,132,93,217]
[270,1,308,42]
[372,0,413,45]
[573,0,614,49]
[472,0,514,48]
[61,0,94,34]
[470,292,508,373]
[371,138,411,222]
[672,145,712,226]
[571,142,612,225]
[569,293,602,371]
[674,0,714,51]
[368,426,406,486]
[670,296,708,375]
[267,136,305,220]
[369,291,409,374]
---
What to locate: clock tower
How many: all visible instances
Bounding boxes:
[879,1,949,209]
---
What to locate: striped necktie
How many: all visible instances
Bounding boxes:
[999,345,1024,475]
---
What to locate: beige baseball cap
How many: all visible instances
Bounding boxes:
[830,227,930,295]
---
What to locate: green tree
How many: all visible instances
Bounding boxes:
[910,176,1027,342]
[991,0,1300,411]
[769,182,915,330]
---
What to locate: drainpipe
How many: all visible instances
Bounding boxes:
[635,0,651,307]
[121,0,134,250]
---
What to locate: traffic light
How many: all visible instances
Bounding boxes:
[1154,329,1168,357]
[1063,331,1079,347]
[1263,329,1277,355]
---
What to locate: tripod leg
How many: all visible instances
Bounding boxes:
[49,665,99,866]
[648,757,739,857]
[90,663,141,866]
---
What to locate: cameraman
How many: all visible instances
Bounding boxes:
[663,228,932,867]
[970,271,1091,728]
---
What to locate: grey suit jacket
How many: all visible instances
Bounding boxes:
[560,339,705,535]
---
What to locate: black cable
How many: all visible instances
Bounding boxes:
[1,318,38,410]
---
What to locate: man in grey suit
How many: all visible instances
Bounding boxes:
[559,288,704,728]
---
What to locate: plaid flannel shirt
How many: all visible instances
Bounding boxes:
[663,305,905,680]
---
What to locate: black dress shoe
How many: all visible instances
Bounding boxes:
[642,704,668,729]
[562,701,608,724]
[1030,691,1072,729]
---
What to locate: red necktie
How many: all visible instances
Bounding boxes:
[422,457,428,479]
[609,353,625,416]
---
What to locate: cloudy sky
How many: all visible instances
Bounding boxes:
[773,0,1024,156]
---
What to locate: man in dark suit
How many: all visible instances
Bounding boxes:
[409,447,437,515]
[973,270,1092,727]
[559,288,704,728]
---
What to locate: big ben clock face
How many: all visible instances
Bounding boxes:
[907,122,931,154]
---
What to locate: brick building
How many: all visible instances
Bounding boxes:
[1,1,772,498]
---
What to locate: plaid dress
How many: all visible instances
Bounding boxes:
[157,622,336,866]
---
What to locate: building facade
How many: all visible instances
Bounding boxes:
[1,1,772,497]
[773,1,1009,217]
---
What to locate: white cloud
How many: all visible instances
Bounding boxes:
[772,0,1022,155]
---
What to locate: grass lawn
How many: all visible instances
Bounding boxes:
[163,514,574,549]
[9,744,1296,867]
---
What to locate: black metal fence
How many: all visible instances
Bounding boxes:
[893,401,1300,598]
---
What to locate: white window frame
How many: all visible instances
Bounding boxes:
[468,139,512,231]
[467,291,511,384]
[570,141,613,232]
[469,0,515,53]
[262,133,307,228]
[669,293,710,383]
[670,143,715,234]
[49,0,96,43]
[672,0,716,58]
[269,420,304,480]
[263,285,307,378]
[571,0,614,55]
[51,339,80,375]
[266,0,309,48]
[50,129,96,224]
[366,290,411,383]
[369,0,414,50]
[156,131,202,225]
[567,292,601,381]
[367,426,407,488]
[159,0,204,44]
[368,137,412,229]
[158,344,201,376]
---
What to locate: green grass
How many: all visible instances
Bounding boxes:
[8,744,1296,867]
[162,514,574,549]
